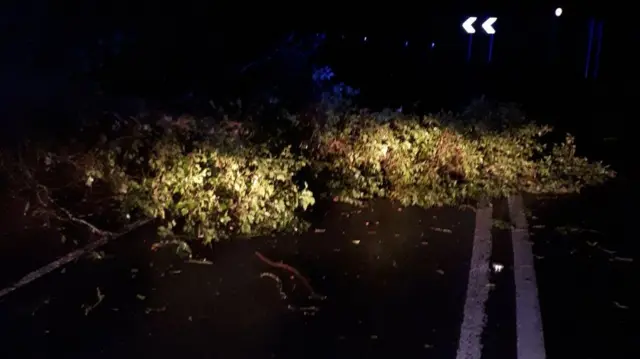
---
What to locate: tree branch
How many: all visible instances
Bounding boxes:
[0,216,150,300]
[0,159,153,301]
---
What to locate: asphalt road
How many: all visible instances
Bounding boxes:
[0,179,634,359]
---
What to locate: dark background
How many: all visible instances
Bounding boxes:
[1,1,635,122]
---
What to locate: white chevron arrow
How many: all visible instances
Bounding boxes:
[482,17,497,34]
[462,17,477,34]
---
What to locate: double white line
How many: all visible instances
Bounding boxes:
[456,195,546,359]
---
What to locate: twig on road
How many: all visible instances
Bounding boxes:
[255,251,326,301]
[259,272,287,299]
[0,159,153,301]
[82,287,105,316]
[0,217,151,301]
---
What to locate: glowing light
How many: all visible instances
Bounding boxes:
[363,36,367,42]
[404,41,409,47]
[555,8,563,17]
[482,17,497,35]
[431,42,435,48]
[462,17,477,34]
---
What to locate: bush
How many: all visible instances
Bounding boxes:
[82,115,315,243]
[308,114,613,207]
[313,116,612,206]
[3,102,614,243]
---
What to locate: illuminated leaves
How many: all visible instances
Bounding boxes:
[309,115,613,208]
[79,105,612,244]
[86,120,314,243]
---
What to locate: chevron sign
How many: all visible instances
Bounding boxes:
[462,17,497,34]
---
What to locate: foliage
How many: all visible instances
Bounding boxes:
[3,101,614,243]
[82,115,314,243]
[307,111,614,207]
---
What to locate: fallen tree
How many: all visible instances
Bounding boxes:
[0,99,615,298]
[1,101,614,247]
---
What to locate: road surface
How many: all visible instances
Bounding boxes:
[0,179,634,359]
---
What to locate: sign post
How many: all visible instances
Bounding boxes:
[584,18,595,79]
[482,17,497,63]
[462,16,497,63]
[462,17,477,62]
[593,21,604,79]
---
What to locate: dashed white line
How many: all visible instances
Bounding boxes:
[508,194,546,359]
[456,200,493,359]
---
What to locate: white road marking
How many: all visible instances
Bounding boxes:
[508,195,547,359]
[456,200,493,359]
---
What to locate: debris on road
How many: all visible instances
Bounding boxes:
[86,250,106,261]
[31,297,50,316]
[151,239,192,259]
[613,301,629,310]
[260,272,287,300]
[555,226,601,235]
[288,305,320,315]
[185,258,213,265]
[145,306,167,314]
[430,227,452,234]
[256,251,327,303]
[492,219,512,230]
[82,287,105,316]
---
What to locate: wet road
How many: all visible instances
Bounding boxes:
[0,181,634,359]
